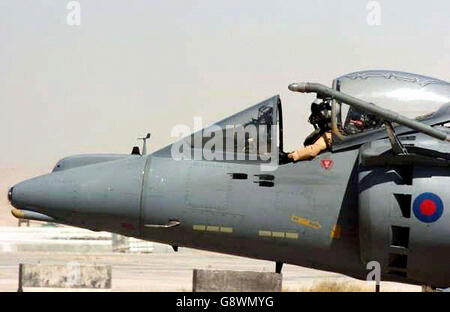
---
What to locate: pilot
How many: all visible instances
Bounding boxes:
[288,99,332,162]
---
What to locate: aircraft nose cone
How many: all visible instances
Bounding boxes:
[8,176,61,222]
[7,187,13,203]
[8,176,50,210]
[8,183,28,209]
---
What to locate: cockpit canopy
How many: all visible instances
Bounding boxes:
[331,70,450,145]
[155,70,450,163]
[155,95,281,163]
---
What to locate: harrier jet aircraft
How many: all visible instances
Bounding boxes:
[8,70,450,289]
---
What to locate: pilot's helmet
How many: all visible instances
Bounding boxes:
[309,98,331,129]
[310,99,324,113]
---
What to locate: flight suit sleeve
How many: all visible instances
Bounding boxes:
[289,132,332,161]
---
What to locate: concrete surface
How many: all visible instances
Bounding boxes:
[20,263,111,289]
[193,269,282,292]
[0,248,422,292]
[0,226,113,253]
[0,226,156,253]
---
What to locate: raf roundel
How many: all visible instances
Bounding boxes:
[412,192,444,223]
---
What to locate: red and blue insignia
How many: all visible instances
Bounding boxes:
[412,192,444,223]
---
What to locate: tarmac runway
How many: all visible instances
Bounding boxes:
[0,248,421,292]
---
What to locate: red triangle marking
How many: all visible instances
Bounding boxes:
[321,159,333,170]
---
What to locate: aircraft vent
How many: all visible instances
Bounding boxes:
[229,173,248,180]
[254,174,275,187]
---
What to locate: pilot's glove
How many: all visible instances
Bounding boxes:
[288,132,332,162]
[279,150,293,165]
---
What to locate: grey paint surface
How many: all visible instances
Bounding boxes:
[8,70,450,288]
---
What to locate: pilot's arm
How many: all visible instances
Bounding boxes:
[288,131,332,162]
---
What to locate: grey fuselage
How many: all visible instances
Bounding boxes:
[10,137,450,288]
[10,148,365,279]
[9,70,450,288]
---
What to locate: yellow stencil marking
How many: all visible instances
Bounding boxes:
[194,225,233,233]
[285,232,299,239]
[291,216,322,229]
[220,227,233,233]
[206,226,220,232]
[259,230,272,237]
[330,224,341,239]
[193,225,206,231]
[272,231,285,238]
[259,230,299,239]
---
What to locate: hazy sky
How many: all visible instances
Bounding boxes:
[1,0,450,173]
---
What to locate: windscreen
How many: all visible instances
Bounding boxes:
[176,96,279,162]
